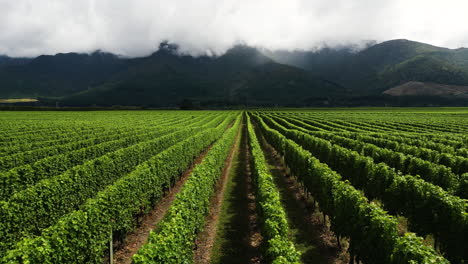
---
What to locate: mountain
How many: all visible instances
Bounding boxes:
[377,55,468,90]
[354,39,444,71]
[0,51,129,98]
[59,44,345,107]
[267,39,468,93]
[1,39,468,107]
[0,56,31,67]
[263,47,355,85]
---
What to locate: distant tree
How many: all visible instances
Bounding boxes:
[179,98,195,110]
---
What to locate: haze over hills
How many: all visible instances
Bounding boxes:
[0,56,31,67]
[1,39,468,107]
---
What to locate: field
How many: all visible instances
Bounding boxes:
[0,109,467,264]
[0,99,38,104]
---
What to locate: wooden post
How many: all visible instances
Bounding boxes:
[109,229,113,264]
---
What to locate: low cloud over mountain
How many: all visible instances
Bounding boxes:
[1,0,468,57]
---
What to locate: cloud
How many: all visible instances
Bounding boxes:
[1,0,467,57]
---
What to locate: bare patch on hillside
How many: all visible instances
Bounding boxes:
[0,98,38,103]
[383,81,468,97]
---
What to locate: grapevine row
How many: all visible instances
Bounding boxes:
[132,116,241,263]
[0,113,217,200]
[246,115,300,263]
[2,114,239,263]
[0,117,228,254]
[270,115,464,195]
[256,114,467,263]
[252,114,448,264]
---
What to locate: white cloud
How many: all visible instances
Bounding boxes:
[1,0,467,57]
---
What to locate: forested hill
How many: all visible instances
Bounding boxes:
[267,39,468,94]
[1,43,346,107]
[1,39,468,107]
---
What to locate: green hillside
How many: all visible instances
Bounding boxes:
[377,55,468,90]
[60,45,344,107]
[268,39,468,92]
[1,39,468,107]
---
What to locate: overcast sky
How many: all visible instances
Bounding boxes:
[1,0,468,57]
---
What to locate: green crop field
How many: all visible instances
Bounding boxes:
[0,109,467,264]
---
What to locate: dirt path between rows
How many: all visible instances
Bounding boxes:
[193,123,242,264]
[207,120,263,264]
[244,129,263,264]
[113,144,214,264]
[194,119,263,264]
[244,124,263,264]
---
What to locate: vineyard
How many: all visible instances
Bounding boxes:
[0,109,467,264]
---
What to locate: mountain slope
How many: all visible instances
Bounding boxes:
[0,56,31,67]
[267,39,468,92]
[0,52,129,98]
[60,45,344,106]
[377,55,468,90]
[1,39,467,107]
[355,39,445,72]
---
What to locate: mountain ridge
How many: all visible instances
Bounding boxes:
[1,39,468,107]
[59,44,345,107]
[267,39,468,92]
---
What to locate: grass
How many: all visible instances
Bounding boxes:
[210,128,254,264]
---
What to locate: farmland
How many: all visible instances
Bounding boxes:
[0,109,467,264]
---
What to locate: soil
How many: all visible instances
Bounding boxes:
[383,81,468,97]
